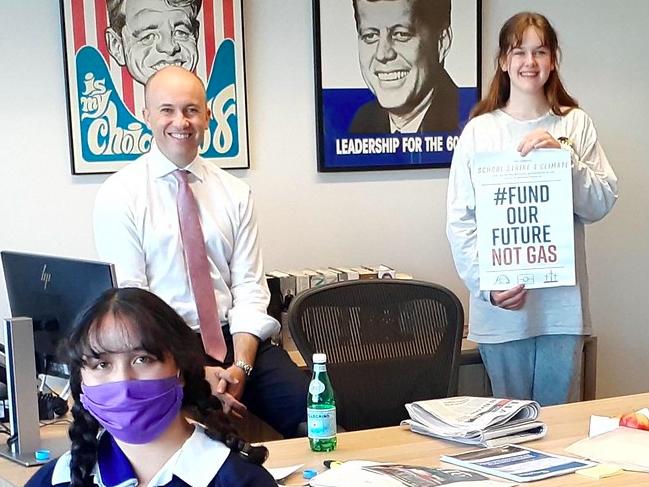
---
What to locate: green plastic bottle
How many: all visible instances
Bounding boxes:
[307,353,337,452]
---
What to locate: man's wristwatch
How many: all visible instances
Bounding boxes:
[234,359,254,377]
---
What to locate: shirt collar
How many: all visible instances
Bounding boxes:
[50,433,137,487]
[389,88,434,133]
[50,426,230,487]
[147,142,205,183]
[157,425,231,486]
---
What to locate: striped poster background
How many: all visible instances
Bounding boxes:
[61,0,248,173]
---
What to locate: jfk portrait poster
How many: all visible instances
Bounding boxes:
[315,0,480,171]
[60,0,249,174]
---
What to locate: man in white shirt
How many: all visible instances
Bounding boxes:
[93,65,308,438]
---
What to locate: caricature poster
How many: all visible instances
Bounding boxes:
[60,0,248,173]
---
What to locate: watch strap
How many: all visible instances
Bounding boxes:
[234,359,253,377]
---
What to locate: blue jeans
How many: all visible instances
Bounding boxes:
[478,335,584,406]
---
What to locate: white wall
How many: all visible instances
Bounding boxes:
[1,1,647,398]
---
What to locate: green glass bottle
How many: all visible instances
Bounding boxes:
[307,353,337,452]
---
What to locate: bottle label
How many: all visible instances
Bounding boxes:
[307,407,337,439]
[313,363,327,373]
[309,379,325,396]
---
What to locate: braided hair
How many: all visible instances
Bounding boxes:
[64,287,268,487]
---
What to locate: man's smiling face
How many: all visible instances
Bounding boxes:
[143,66,210,167]
[356,0,438,116]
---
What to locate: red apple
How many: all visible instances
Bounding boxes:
[619,411,649,431]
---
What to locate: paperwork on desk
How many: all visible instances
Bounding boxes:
[265,463,303,481]
[441,444,593,483]
[403,397,547,447]
[307,460,514,487]
[565,415,649,472]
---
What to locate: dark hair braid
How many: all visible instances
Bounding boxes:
[67,372,100,487]
[181,358,269,465]
[64,287,269,478]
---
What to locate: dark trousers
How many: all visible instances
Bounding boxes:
[201,326,308,438]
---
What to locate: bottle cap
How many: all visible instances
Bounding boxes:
[313,353,327,363]
[35,449,50,461]
[303,468,318,479]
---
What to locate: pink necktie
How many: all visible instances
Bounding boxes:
[173,170,227,361]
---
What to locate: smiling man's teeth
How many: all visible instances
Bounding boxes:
[170,133,190,139]
[377,70,408,81]
[155,61,184,69]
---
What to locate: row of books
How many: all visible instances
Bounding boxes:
[265,265,412,350]
[266,265,413,309]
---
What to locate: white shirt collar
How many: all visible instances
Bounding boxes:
[388,88,435,134]
[147,142,205,182]
[50,425,230,487]
[153,425,230,487]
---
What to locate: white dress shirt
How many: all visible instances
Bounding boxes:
[93,143,279,341]
[51,425,230,487]
[447,108,618,343]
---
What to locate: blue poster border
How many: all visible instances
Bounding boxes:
[313,0,482,172]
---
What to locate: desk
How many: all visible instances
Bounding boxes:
[265,393,649,486]
[0,422,69,487]
[2,394,647,486]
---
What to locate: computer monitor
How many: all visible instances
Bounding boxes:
[1,251,116,378]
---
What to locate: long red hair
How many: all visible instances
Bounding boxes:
[471,12,578,118]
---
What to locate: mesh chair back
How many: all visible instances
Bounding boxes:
[288,279,463,431]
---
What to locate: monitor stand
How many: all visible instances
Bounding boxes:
[1,317,69,466]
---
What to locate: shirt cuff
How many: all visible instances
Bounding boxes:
[228,307,280,341]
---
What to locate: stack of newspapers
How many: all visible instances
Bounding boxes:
[402,396,547,447]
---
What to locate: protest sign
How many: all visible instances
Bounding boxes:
[474,150,574,290]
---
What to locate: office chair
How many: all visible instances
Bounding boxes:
[288,279,464,431]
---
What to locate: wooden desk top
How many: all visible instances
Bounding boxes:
[0,422,69,487]
[2,393,645,486]
[265,393,649,486]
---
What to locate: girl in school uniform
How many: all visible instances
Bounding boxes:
[446,12,618,406]
[26,287,276,487]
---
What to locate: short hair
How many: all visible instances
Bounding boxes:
[106,0,203,36]
[352,0,451,38]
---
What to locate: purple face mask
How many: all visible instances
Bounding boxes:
[80,376,183,444]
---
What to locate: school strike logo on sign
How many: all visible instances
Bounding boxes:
[474,150,575,290]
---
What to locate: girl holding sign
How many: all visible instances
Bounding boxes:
[446,12,617,406]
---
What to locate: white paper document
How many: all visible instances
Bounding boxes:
[473,149,575,290]
[566,425,649,472]
[309,460,514,487]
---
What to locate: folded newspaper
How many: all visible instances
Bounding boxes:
[402,396,547,447]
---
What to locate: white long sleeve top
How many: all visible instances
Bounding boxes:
[446,108,618,343]
[93,143,279,341]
